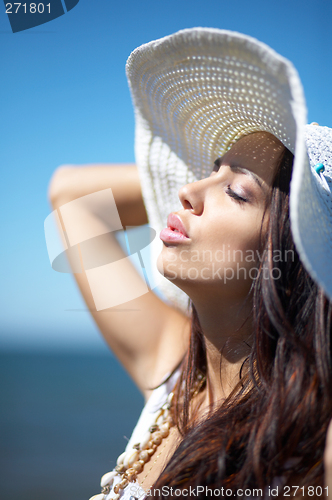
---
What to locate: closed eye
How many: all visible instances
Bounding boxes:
[226,185,248,203]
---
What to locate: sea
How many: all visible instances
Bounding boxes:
[0,350,144,500]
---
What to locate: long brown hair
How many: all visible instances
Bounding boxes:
[151,147,332,495]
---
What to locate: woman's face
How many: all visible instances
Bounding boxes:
[157,132,285,301]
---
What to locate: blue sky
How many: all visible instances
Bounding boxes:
[1,0,331,351]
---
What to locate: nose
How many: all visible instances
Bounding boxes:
[178,178,209,215]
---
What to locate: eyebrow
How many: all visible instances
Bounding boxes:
[214,158,264,191]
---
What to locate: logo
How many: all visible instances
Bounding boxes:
[4,0,80,33]
[44,188,164,310]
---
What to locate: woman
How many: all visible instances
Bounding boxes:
[48,29,332,498]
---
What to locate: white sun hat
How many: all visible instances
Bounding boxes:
[126,27,332,311]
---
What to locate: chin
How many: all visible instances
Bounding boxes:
[158,254,254,302]
[156,253,164,276]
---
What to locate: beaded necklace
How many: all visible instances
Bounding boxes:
[89,372,206,500]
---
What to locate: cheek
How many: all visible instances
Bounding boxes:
[234,226,262,255]
[209,211,263,253]
[205,212,264,278]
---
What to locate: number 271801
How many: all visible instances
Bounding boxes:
[283,485,328,496]
[5,3,51,14]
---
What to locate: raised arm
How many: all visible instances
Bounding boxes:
[48,164,190,399]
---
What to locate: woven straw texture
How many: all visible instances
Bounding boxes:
[125,28,332,309]
[290,124,332,299]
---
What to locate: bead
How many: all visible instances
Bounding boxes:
[125,468,137,480]
[160,424,169,438]
[139,431,151,450]
[128,450,139,467]
[133,461,143,473]
[124,450,139,468]
[115,464,126,473]
[167,415,174,426]
[149,424,159,433]
[166,392,174,405]
[119,478,129,489]
[315,163,325,174]
[154,409,163,423]
[156,414,165,426]
[95,386,177,500]
[139,450,150,462]
[162,421,170,430]
[100,470,117,488]
[152,431,162,445]
[116,451,127,466]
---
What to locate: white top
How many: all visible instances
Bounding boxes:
[100,368,285,500]
[104,369,181,500]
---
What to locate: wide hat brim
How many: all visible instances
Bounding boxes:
[126,28,332,309]
[291,124,332,301]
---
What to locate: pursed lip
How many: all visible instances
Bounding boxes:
[166,213,189,237]
[160,213,190,244]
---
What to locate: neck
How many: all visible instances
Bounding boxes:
[192,293,253,410]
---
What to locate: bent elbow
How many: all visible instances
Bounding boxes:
[48,165,74,208]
